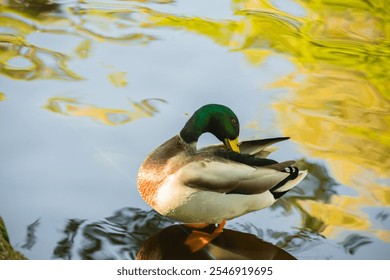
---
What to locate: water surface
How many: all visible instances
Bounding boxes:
[1,0,389,259]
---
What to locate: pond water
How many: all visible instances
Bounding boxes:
[1,0,389,259]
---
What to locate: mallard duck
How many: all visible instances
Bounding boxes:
[137,104,307,228]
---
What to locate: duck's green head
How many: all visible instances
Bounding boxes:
[180,104,240,152]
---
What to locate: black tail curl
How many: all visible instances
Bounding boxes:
[269,166,299,199]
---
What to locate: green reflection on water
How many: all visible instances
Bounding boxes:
[1,0,390,255]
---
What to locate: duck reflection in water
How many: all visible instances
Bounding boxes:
[52,207,295,260]
[136,224,295,260]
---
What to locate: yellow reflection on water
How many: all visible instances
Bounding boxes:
[127,0,175,3]
[273,70,390,177]
[0,32,82,80]
[44,97,166,125]
[108,71,128,87]
[138,0,389,97]
[0,92,5,102]
[262,1,390,241]
[0,1,82,80]
[0,0,158,81]
[74,40,92,59]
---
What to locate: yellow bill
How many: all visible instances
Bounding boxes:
[224,137,240,153]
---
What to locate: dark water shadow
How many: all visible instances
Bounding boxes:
[52,207,294,260]
[52,207,174,260]
[137,224,295,260]
[21,219,40,250]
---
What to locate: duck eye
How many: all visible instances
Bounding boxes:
[231,118,237,127]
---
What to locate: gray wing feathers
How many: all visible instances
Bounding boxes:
[178,137,298,195]
[239,137,290,155]
[179,160,290,195]
[232,169,290,194]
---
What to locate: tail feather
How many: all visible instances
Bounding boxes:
[270,170,308,199]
